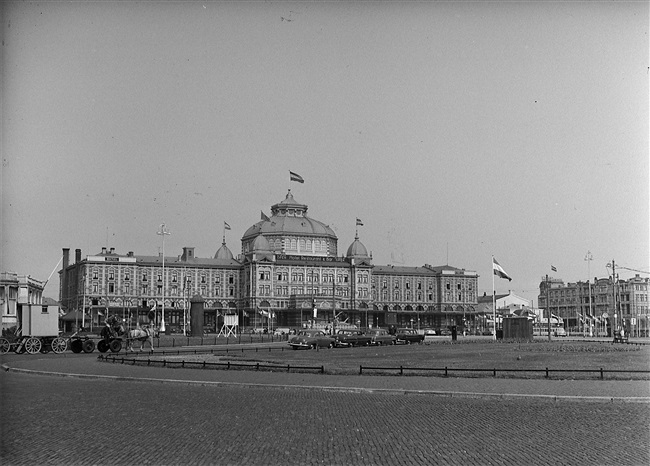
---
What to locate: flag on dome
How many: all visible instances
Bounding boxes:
[551,265,557,272]
[261,211,270,221]
[356,218,363,226]
[492,257,512,281]
[289,171,304,183]
[224,221,231,230]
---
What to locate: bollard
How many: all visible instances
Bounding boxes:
[445,367,448,377]
[360,366,363,375]
[400,365,403,375]
[600,368,604,380]
[203,361,206,369]
[545,367,549,378]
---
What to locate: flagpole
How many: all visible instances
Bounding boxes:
[492,256,496,341]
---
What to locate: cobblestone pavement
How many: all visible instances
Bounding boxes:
[2,357,649,466]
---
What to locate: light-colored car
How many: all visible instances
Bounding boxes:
[553,327,567,337]
[273,327,291,336]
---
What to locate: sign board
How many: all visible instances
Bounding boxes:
[631,318,636,325]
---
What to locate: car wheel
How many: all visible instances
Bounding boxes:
[310,344,316,350]
[328,342,334,349]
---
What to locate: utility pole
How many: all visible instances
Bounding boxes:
[612,259,617,332]
[585,251,593,337]
[157,223,170,333]
[546,274,551,341]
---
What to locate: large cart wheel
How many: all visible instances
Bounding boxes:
[71,339,83,353]
[0,338,10,354]
[109,340,122,353]
[97,340,109,353]
[25,337,42,354]
[82,339,96,353]
[51,337,68,354]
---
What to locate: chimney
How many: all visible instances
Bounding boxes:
[128,251,134,257]
[101,247,107,254]
[110,247,115,254]
[75,249,81,263]
[62,248,70,270]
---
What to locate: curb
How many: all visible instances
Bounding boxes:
[4,363,649,404]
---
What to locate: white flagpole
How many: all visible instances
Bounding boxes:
[492,256,496,341]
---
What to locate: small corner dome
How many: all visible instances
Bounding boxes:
[252,234,271,252]
[346,237,369,258]
[214,243,233,260]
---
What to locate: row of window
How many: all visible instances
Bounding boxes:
[88,283,236,297]
[89,269,236,285]
[259,271,351,283]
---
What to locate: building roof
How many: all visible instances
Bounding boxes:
[346,235,369,259]
[242,191,336,240]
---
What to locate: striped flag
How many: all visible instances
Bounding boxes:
[224,222,231,230]
[492,257,512,282]
[289,171,304,183]
[551,265,557,272]
[356,218,363,226]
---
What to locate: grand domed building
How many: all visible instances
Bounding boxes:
[59,190,479,333]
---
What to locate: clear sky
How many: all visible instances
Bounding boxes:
[2,1,648,305]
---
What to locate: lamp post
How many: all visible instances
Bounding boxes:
[157,223,171,333]
[585,251,593,337]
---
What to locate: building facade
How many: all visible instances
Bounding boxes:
[538,274,649,336]
[59,190,479,333]
[1,272,47,330]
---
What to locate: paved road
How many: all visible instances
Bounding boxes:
[2,353,649,466]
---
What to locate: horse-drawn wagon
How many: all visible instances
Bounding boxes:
[0,304,67,354]
[69,315,157,353]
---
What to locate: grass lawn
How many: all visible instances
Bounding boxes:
[162,339,650,380]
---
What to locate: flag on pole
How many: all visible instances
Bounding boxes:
[261,211,270,221]
[551,265,557,272]
[289,171,304,183]
[492,257,512,281]
[224,222,231,230]
[356,218,363,226]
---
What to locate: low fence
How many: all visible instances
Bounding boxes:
[97,354,324,374]
[359,365,650,380]
[153,333,288,348]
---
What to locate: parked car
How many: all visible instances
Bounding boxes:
[553,327,567,337]
[366,328,396,346]
[288,329,335,350]
[395,328,425,345]
[332,329,371,347]
[273,327,291,336]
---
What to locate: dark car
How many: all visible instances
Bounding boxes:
[366,328,396,346]
[332,329,371,347]
[288,329,335,350]
[395,328,424,345]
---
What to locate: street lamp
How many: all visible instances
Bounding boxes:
[584,251,593,337]
[157,223,171,333]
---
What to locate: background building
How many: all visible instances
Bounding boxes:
[59,190,479,333]
[538,274,649,337]
[1,272,47,330]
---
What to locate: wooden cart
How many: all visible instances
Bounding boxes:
[0,304,67,354]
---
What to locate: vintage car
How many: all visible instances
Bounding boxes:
[332,329,372,347]
[288,329,335,350]
[366,328,396,346]
[395,328,425,345]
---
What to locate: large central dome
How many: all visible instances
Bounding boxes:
[242,190,338,257]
